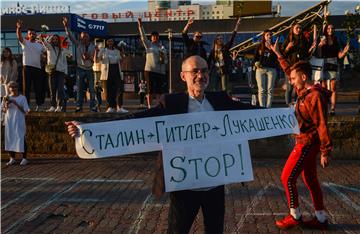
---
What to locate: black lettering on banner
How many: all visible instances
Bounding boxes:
[188,158,203,179]
[221,114,233,136]
[288,114,296,128]
[166,127,175,143]
[170,156,187,182]
[264,116,273,130]
[184,125,194,141]
[232,120,241,133]
[279,114,292,128]
[271,116,282,129]
[205,157,221,177]
[223,153,235,176]
[174,125,185,141]
[255,118,266,131]
[95,134,105,150]
[124,131,135,146]
[194,123,202,139]
[238,144,244,175]
[248,119,257,132]
[81,129,95,154]
[116,132,124,147]
[105,134,115,149]
[202,123,210,139]
[239,120,249,133]
[136,129,145,144]
[155,121,165,143]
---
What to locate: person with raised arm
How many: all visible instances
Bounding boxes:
[270,38,333,230]
[182,18,207,60]
[137,17,168,109]
[63,17,97,112]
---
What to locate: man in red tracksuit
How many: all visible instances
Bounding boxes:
[270,39,333,230]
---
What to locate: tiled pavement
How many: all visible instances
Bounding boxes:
[1,157,359,233]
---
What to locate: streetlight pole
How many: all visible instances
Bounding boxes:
[165,28,173,93]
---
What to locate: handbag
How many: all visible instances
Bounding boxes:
[46,47,61,75]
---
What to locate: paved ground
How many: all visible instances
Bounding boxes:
[1,157,359,234]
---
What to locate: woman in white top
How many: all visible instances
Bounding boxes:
[95,38,128,113]
[1,81,30,165]
[1,47,18,97]
[42,34,72,112]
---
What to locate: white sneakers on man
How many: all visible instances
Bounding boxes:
[106,107,116,113]
[55,106,62,112]
[47,106,56,112]
[6,158,16,165]
[117,107,129,113]
[20,158,28,165]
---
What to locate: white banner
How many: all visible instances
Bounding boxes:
[75,108,299,159]
[162,140,253,192]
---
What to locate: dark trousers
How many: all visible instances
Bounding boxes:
[106,64,124,108]
[167,186,225,234]
[139,92,146,105]
[22,66,45,106]
[48,71,65,108]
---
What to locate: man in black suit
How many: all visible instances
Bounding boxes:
[66,55,255,233]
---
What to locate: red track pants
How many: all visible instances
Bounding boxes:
[281,141,325,210]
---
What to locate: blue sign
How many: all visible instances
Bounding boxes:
[70,14,108,37]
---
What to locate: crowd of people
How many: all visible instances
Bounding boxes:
[0,15,354,233]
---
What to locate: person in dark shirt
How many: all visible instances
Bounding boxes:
[207,17,241,92]
[281,23,312,106]
[254,30,278,107]
[317,24,349,115]
[182,18,207,60]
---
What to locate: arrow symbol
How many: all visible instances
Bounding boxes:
[147,132,155,140]
[212,126,220,131]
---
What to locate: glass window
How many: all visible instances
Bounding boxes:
[5,32,18,39]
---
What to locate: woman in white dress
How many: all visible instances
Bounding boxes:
[1,81,30,165]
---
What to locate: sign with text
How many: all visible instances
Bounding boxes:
[75,108,299,159]
[162,140,253,192]
[70,14,108,37]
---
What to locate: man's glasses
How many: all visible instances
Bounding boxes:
[195,35,202,38]
[183,68,209,77]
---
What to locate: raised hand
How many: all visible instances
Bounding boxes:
[187,18,194,26]
[137,17,142,26]
[234,17,241,31]
[62,17,68,28]
[16,19,22,29]
[269,37,282,58]
[285,41,294,51]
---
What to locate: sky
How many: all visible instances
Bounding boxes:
[1,0,359,17]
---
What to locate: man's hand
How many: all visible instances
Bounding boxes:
[65,121,81,138]
[16,19,22,29]
[320,153,329,168]
[137,17,142,26]
[269,37,282,58]
[62,17,68,28]
[187,18,194,26]
[234,17,241,31]
[285,42,294,51]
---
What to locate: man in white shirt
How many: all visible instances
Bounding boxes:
[16,20,46,111]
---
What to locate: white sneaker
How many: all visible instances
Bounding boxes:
[6,158,16,166]
[46,106,56,112]
[55,106,62,112]
[106,107,115,113]
[117,107,129,113]
[20,158,28,166]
